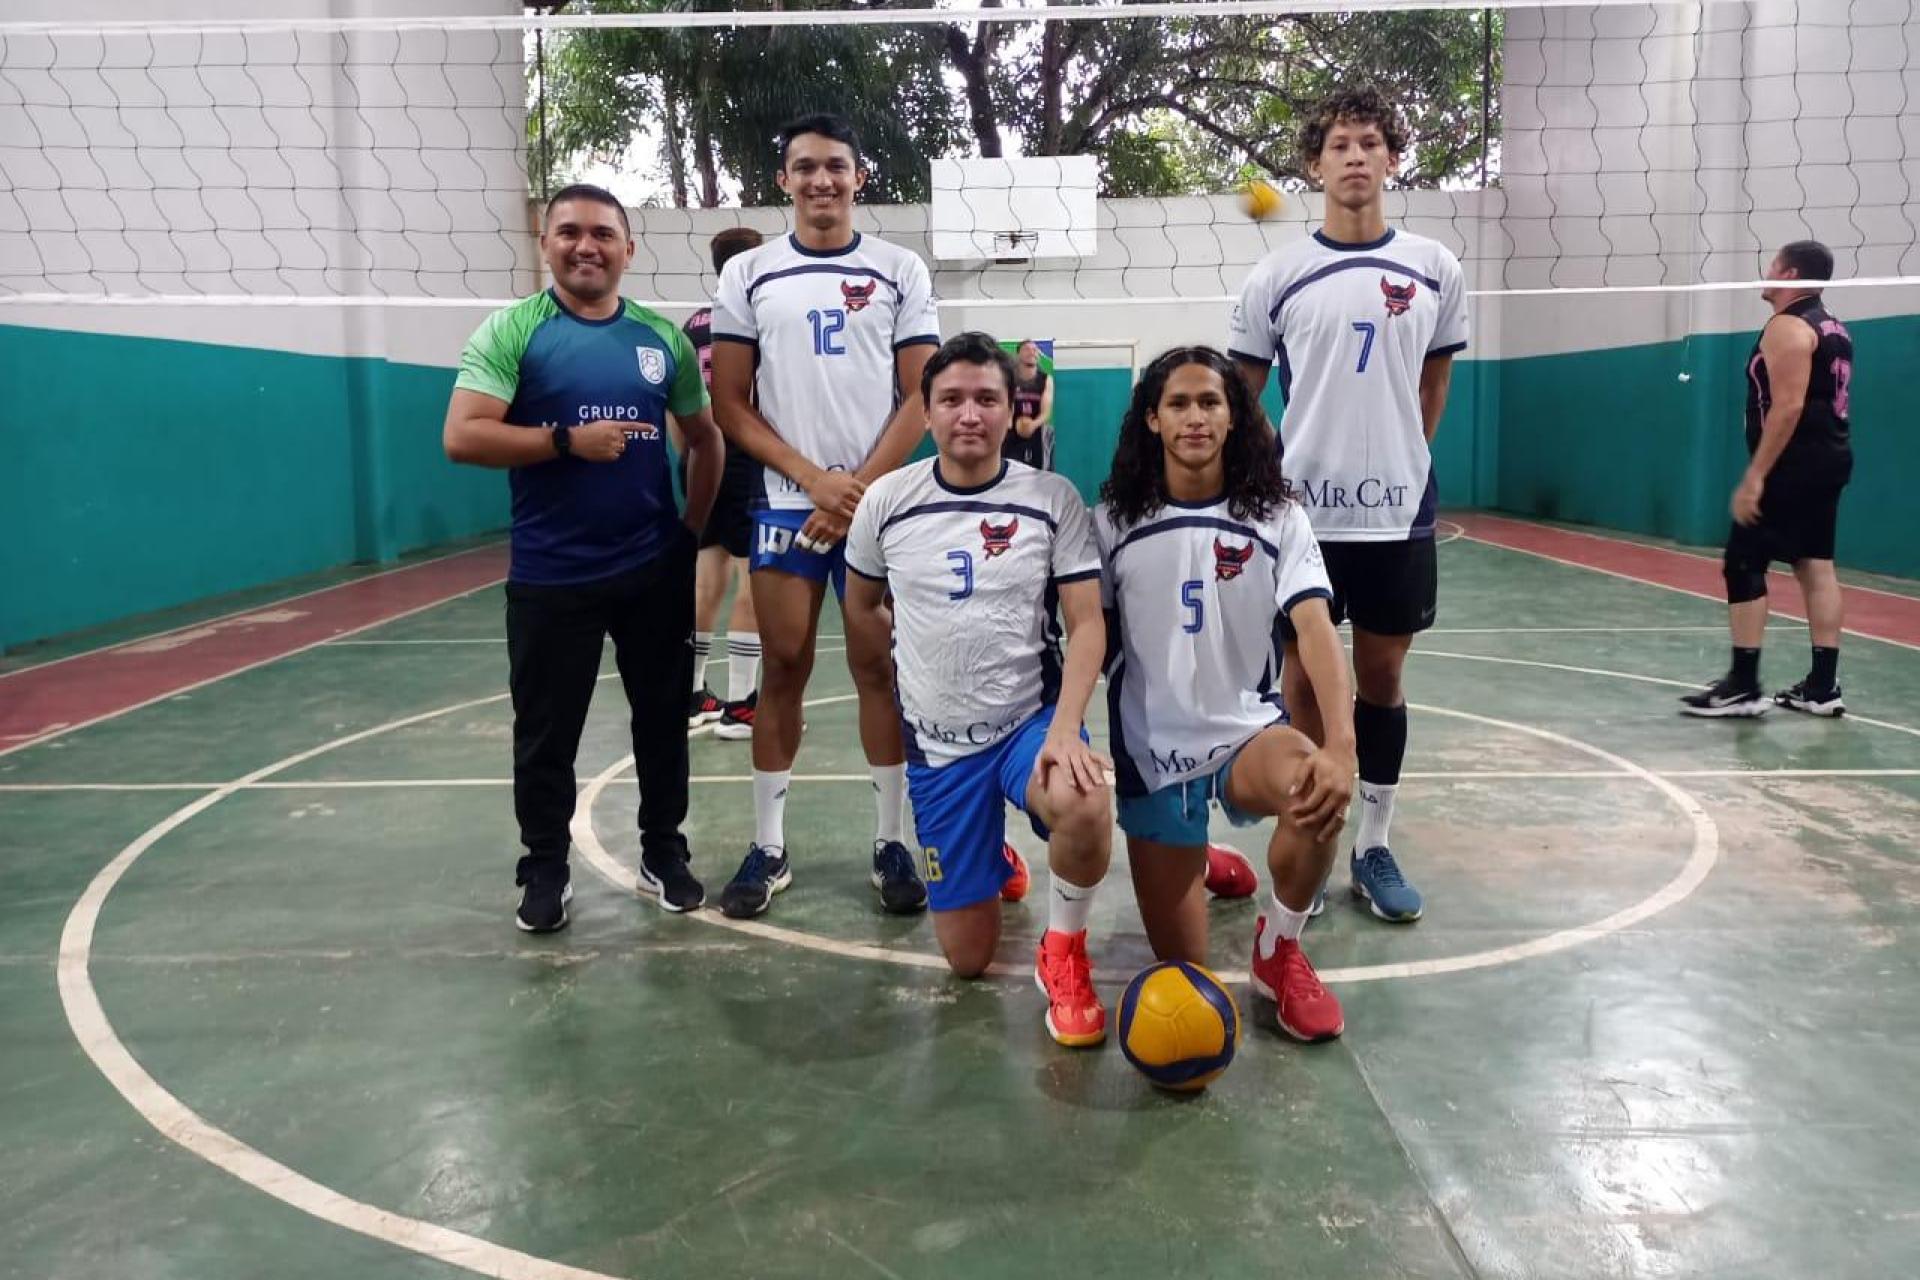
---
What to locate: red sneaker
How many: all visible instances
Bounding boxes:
[1204,843,1258,898]
[1034,929,1106,1047]
[1248,917,1344,1042]
[1000,843,1030,903]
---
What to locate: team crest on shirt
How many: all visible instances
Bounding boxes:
[980,517,1019,558]
[841,279,878,312]
[1213,538,1254,581]
[1380,277,1418,317]
[636,346,666,384]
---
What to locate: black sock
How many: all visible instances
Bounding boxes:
[1809,645,1839,690]
[1730,647,1761,689]
[1353,698,1409,786]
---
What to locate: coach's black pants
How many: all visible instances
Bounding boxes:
[504,541,695,887]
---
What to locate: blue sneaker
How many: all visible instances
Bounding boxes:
[871,839,928,915]
[718,844,791,919]
[1351,846,1423,922]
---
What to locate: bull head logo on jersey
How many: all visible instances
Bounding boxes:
[841,279,878,312]
[1381,277,1418,317]
[1213,538,1254,581]
[980,518,1019,558]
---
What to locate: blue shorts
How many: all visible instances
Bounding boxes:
[750,509,846,599]
[1116,739,1262,847]
[908,707,1077,912]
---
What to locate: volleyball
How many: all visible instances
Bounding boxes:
[1118,961,1243,1091]
[1240,179,1284,221]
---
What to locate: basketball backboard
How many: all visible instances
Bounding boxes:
[929,156,1099,263]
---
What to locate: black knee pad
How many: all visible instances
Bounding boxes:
[1722,553,1769,604]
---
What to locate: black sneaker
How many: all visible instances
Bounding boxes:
[638,845,706,912]
[871,840,928,915]
[688,686,724,729]
[515,879,573,933]
[1774,679,1845,717]
[714,691,757,741]
[1679,675,1767,718]
[718,844,791,919]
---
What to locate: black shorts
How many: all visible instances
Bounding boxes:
[1726,481,1844,566]
[687,453,758,558]
[1312,536,1439,636]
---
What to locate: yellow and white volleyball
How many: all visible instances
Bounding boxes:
[1239,179,1284,221]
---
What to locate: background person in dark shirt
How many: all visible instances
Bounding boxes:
[680,227,765,740]
[1682,239,1856,719]
[444,183,724,930]
[1002,339,1054,471]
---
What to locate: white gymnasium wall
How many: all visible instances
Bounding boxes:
[0,0,529,364]
[1498,0,1920,356]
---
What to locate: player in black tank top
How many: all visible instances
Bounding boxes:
[1682,240,1855,720]
[1744,295,1853,489]
[1003,341,1054,470]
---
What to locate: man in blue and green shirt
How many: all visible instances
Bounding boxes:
[444,183,725,932]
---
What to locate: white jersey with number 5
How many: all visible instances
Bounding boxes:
[1094,498,1332,796]
[1228,229,1469,541]
[711,232,941,511]
[845,459,1101,768]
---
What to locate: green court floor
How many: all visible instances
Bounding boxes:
[4,530,1919,1279]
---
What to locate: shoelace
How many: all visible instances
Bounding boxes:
[739,844,782,882]
[874,841,916,882]
[1359,848,1406,889]
[1041,939,1095,1003]
[1281,946,1328,1001]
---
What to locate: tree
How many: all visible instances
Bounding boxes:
[532,0,965,206]
[530,2,1501,204]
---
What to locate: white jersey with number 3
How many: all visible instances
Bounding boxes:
[1094,498,1332,796]
[845,459,1101,768]
[711,231,940,511]
[1228,229,1469,541]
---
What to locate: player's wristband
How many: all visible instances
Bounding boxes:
[551,424,572,457]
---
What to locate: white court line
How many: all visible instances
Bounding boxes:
[1454,534,1920,655]
[1484,519,1920,607]
[57,690,635,1280]
[0,577,508,761]
[328,638,505,646]
[1417,649,1920,740]
[572,702,1721,987]
[0,543,505,681]
[14,766,1919,796]
[1423,624,1803,635]
[53,682,867,1279]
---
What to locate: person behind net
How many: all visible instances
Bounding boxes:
[1681,239,1855,719]
[1095,346,1355,1042]
[680,226,766,741]
[1002,340,1055,471]
[1229,85,1468,925]
[708,113,940,919]
[843,332,1114,1047]
[443,184,723,928]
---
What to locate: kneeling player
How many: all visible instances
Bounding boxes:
[844,333,1113,1047]
[1094,347,1356,1042]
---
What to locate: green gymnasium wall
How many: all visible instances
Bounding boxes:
[0,324,506,651]
[1496,312,1919,580]
[3,316,1912,653]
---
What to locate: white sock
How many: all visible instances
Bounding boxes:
[871,764,907,845]
[1048,873,1100,936]
[691,631,713,692]
[753,769,791,853]
[1354,780,1398,853]
[1260,889,1311,954]
[727,631,761,702]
